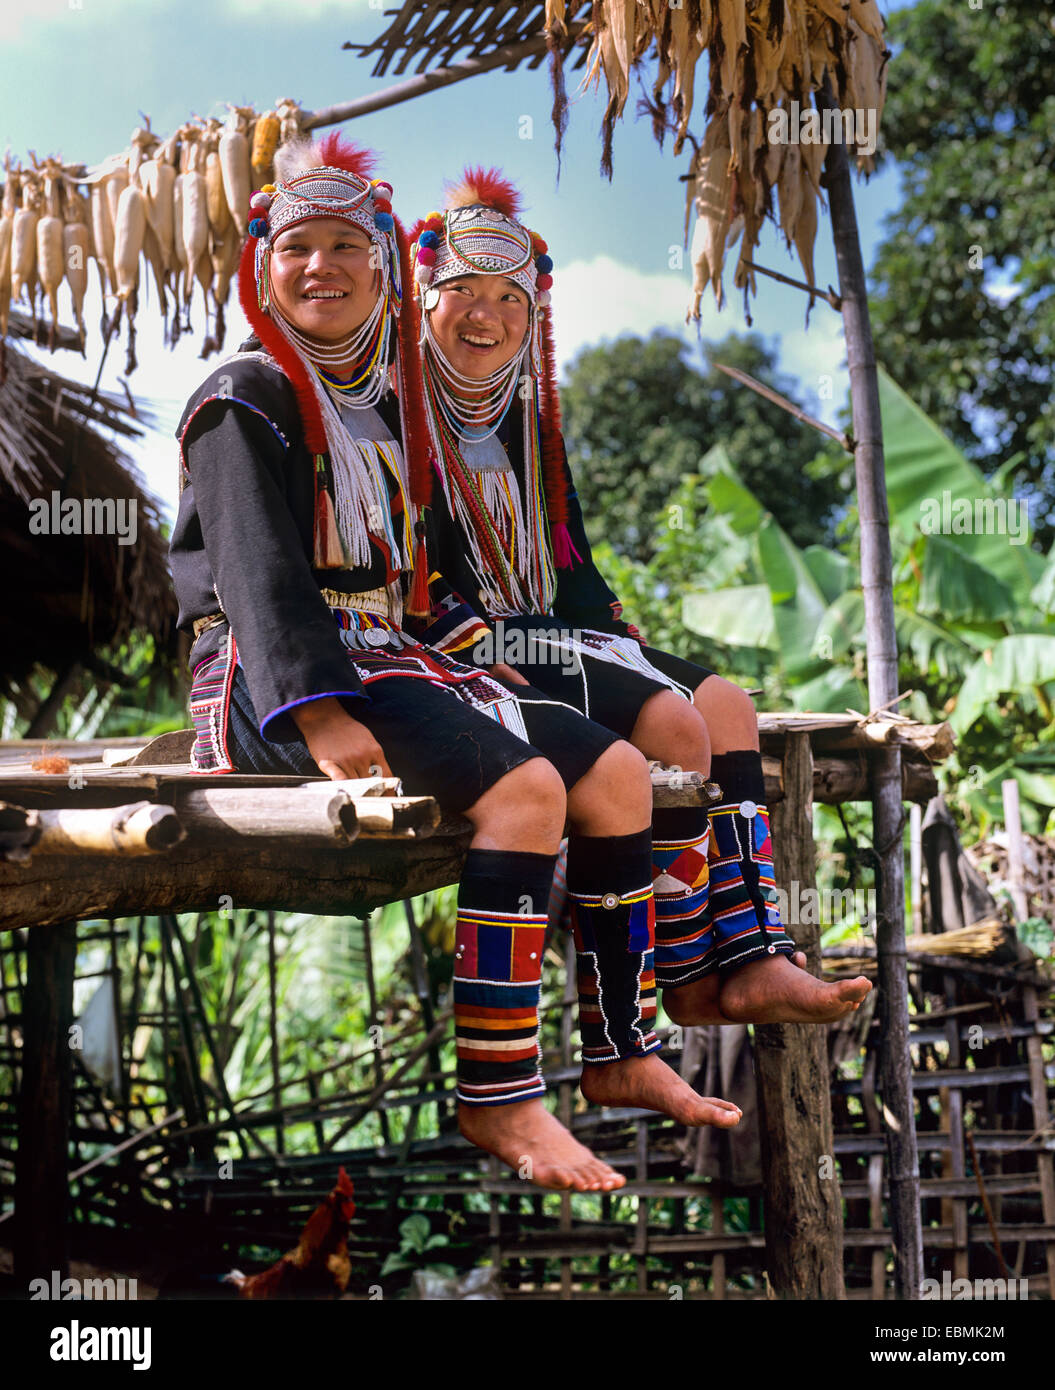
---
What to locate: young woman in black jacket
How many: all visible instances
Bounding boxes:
[169,136,740,1192]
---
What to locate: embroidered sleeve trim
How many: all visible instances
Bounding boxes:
[260,689,370,743]
[178,395,291,478]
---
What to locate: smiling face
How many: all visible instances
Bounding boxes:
[267,216,381,341]
[428,273,531,380]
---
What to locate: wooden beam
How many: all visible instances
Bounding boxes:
[0,820,474,931]
[753,731,846,1298]
[307,33,555,128]
[13,920,76,1288]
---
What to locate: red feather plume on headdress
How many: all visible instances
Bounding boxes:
[443,167,523,217]
[315,132,378,179]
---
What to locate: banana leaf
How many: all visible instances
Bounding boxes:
[682,584,778,649]
[950,634,1055,734]
[879,367,1043,597]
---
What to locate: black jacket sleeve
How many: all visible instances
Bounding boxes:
[180,396,370,743]
[551,442,640,641]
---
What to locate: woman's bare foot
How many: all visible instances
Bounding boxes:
[458,1098,625,1192]
[579,1053,742,1128]
[663,951,809,1025]
[719,952,871,1024]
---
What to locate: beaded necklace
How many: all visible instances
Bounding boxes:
[421,316,525,442]
[423,354,555,617]
[273,289,391,409]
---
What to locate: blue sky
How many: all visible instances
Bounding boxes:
[6,0,904,522]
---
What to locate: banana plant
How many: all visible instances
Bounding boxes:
[680,367,1055,829]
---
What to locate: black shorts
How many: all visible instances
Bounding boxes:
[224,661,620,815]
[470,616,716,740]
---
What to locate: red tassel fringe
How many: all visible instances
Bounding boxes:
[538,308,568,530]
[406,529,430,618]
[551,522,582,570]
[392,214,433,510]
[314,483,346,569]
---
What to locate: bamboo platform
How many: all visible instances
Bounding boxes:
[12,706,1036,1300]
[0,711,947,933]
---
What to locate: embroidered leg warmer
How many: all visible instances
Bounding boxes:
[453,848,557,1108]
[650,805,716,987]
[708,750,797,971]
[566,828,662,1065]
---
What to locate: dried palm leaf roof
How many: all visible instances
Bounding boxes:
[0,316,179,705]
[354,1,890,317]
[347,0,593,76]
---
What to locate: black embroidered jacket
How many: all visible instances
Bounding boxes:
[169,339,407,743]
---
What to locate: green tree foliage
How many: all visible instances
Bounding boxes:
[560,330,847,562]
[871,0,1055,543]
[674,369,1055,836]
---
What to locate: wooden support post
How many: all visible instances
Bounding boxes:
[13,920,76,1288]
[1002,778,1055,1295]
[754,731,845,1298]
[821,82,923,1300]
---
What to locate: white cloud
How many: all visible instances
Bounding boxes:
[776,308,848,428]
[1,0,74,42]
[550,254,717,370]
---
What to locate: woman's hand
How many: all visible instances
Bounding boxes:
[487,662,530,687]
[291,697,393,780]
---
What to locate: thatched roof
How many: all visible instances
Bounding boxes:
[0,315,179,716]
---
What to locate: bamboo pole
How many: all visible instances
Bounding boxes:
[820,82,922,1300]
[266,910,283,1156]
[32,801,183,855]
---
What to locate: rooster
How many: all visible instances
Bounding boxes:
[225,1167,356,1299]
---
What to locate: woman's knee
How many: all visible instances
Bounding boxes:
[568,738,652,830]
[694,675,758,749]
[464,755,566,850]
[631,689,711,770]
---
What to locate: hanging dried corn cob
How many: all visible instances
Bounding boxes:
[251,108,280,191]
[1,159,18,348]
[178,124,208,314]
[140,131,178,277]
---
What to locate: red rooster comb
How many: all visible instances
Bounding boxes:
[443,166,523,219]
